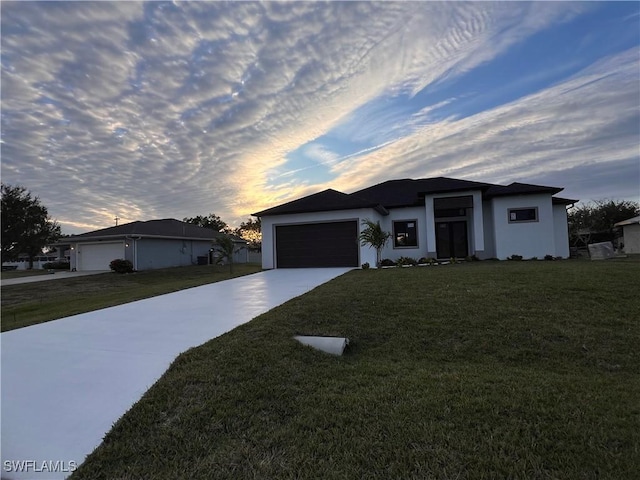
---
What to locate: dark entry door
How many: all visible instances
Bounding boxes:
[436,221,468,259]
[275,221,359,268]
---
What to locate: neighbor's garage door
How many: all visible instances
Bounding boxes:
[276,221,358,268]
[78,242,125,270]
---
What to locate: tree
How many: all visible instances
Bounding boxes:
[212,235,239,273]
[358,219,392,268]
[183,213,229,232]
[1,184,61,268]
[568,199,640,245]
[232,217,261,250]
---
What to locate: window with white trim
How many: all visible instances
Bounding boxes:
[508,207,538,223]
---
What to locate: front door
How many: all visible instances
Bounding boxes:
[436,221,468,259]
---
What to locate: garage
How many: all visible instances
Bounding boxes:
[275,221,359,268]
[77,242,124,271]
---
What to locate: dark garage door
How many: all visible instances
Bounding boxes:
[276,221,359,268]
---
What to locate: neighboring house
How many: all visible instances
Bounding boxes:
[253,177,577,269]
[57,219,248,271]
[614,216,640,254]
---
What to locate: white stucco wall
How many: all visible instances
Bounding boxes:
[379,207,429,261]
[261,191,571,266]
[553,204,570,258]
[471,191,485,253]
[482,201,496,259]
[622,224,640,254]
[262,190,490,268]
[262,204,476,268]
[491,194,555,259]
[260,208,382,269]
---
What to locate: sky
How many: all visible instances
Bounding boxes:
[1,1,639,235]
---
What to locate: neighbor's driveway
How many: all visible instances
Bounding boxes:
[1,268,351,480]
[1,270,110,286]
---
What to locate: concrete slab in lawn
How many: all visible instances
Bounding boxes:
[1,268,351,479]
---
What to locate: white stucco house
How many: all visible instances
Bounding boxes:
[252,177,577,268]
[614,215,640,254]
[58,219,248,271]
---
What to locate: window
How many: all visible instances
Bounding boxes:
[434,208,466,218]
[394,220,418,247]
[508,207,538,223]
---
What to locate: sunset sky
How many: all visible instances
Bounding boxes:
[2,1,639,234]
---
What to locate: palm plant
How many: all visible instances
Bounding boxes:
[213,235,238,273]
[359,219,392,268]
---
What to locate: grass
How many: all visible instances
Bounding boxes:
[1,269,53,280]
[71,260,640,480]
[1,263,262,332]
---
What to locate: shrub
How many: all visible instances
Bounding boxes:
[508,254,523,261]
[419,257,437,265]
[109,258,134,273]
[544,254,555,261]
[530,257,538,261]
[396,256,418,266]
[361,262,370,270]
[42,261,70,270]
[380,258,396,267]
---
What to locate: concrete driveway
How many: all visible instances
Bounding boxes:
[1,268,351,480]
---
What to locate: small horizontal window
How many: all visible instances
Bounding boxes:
[508,207,538,223]
[394,220,418,247]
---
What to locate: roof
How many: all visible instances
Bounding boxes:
[353,177,494,208]
[252,189,388,217]
[63,219,246,243]
[552,197,579,205]
[614,215,640,227]
[253,177,569,217]
[484,182,564,197]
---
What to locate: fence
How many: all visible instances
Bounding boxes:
[2,257,66,270]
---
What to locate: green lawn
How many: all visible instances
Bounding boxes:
[1,268,52,280]
[71,260,639,480]
[1,263,262,332]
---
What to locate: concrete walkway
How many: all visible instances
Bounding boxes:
[1,270,109,286]
[1,268,351,479]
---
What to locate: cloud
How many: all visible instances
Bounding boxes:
[0,1,636,234]
[326,47,640,201]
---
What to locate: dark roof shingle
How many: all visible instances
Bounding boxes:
[352,177,494,208]
[253,177,570,217]
[484,182,564,197]
[252,189,387,217]
[67,219,246,242]
[552,197,579,205]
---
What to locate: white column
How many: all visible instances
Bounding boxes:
[424,196,436,257]
[472,191,484,252]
